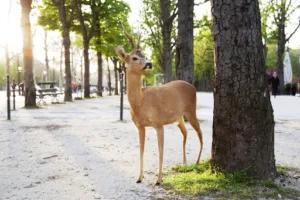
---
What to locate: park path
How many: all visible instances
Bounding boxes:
[0,92,299,199]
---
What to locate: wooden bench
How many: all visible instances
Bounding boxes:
[36,82,63,105]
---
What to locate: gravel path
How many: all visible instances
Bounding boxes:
[0,92,299,199]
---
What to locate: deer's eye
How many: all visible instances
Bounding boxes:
[132,57,138,61]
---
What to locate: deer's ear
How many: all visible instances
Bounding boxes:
[115,45,127,61]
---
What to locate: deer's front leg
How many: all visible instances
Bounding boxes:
[136,126,146,183]
[155,126,164,185]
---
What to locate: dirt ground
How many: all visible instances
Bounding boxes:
[0,92,299,200]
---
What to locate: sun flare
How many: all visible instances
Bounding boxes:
[0,1,23,54]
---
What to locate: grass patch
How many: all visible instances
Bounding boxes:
[277,165,289,175]
[162,160,300,199]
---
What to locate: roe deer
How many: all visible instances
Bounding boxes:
[114,31,203,185]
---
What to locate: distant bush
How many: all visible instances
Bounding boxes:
[291,83,297,95]
[285,83,291,95]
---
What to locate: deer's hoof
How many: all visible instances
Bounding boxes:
[136,179,142,183]
[155,180,163,186]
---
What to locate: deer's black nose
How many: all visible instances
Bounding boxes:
[143,62,152,69]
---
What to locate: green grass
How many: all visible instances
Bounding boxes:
[162,160,300,199]
[277,165,289,175]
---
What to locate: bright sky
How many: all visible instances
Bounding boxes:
[0,0,23,55]
[0,0,299,68]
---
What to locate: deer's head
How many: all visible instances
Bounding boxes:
[115,31,152,74]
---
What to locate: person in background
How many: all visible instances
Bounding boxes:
[271,71,280,98]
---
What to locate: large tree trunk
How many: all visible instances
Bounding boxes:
[113,58,118,95]
[211,0,276,180]
[21,0,36,107]
[160,0,174,83]
[175,0,194,84]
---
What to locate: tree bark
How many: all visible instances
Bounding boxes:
[95,20,103,97]
[83,42,90,97]
[107,58,112,96]
[97,50,103,97]
[276,5,286,94]
[52,0,74,102]
[211,0,275,180]
[175,0,194,84]
[62,26,72,101]
[21,0,36,107]
[159,0,175,83]
[277,24,285,94]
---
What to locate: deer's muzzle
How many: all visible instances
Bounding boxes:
[143,62,153,70]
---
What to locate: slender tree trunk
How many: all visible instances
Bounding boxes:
[113,58,118,95]
[175,0,194,84]
[44,31,49,81]
[277,21,285,94]
[97,51,103,97]
[160,0,173,83]
[107,58,112,96]
[83,42,90,97]
[62,25,72,101]
[123,63,127,94]
[53,0,74,101]
[211,0,275,180]
[59,41,63,92]
[74,0,98,98]
[21,0,36,107]
[95,19,103,97]
[71,46,76,82]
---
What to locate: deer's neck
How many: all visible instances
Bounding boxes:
[126,71,143,108]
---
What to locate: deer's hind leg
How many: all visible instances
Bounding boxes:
[184,111,203,165]
[177,117,187,164]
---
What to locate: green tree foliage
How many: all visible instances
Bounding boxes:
[90,0,130,52]
[290,48,300,79]
[141,0,177,84]
[141,0,163,69]
[194,15,214,82]
[37,0,61,30]
[266,44,278,68]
